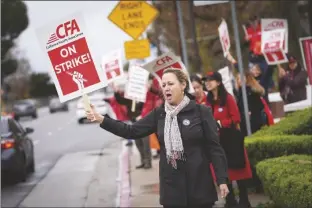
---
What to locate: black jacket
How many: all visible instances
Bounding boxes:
[279,65,307,104]
[255,65,274,103]
[236,86,265,137]
[100,100,228,206]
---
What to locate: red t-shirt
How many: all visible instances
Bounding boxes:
[206,93,241,128]
[141,78,163,118]
[246,24,262,55]
[196,92,207,105]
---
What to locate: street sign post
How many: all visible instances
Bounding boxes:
[124,39,150,60]
[108,1,159,40]
[230,1,252,136]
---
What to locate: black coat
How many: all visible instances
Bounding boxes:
[279,65,308,104]
[255,65,274,104]
[236,86,265,137]
[100,100,228,206]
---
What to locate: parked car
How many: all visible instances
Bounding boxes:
[1,116,35,182]
[49,97,68,113]
[13,99,37,121]
[76,93,116,124]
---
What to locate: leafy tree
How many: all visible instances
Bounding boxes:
[1,0,29,82]
[29,73,57,98]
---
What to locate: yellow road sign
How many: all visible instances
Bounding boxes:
[108,1,159,40]
[124,39,150,60]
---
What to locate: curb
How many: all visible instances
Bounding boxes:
[116,140,131,208]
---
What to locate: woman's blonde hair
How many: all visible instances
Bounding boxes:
[237,71,265,96]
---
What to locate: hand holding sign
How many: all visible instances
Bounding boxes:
[85,104,104,123]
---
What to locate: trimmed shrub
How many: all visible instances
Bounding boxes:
[245,135,312,165]
[256,155,312,208]
[250,107,312,138]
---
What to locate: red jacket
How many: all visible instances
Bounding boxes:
[246,24,262,55]
[141,78,163,118]
[109,97,129,121]
[260,97,274,126]
[206,93,241,128]
[196,92,207,105]
[207,93,252,181]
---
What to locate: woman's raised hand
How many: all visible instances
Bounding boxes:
[219,184,229,198]
[85,104,104,123]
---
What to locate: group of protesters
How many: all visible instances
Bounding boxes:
[91,15,309,208]
[242,16,308,105]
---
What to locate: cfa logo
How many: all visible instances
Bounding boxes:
[47,19,80,45]
[156,56,173,66]
[265,21,284,30]
[56,19,80,38]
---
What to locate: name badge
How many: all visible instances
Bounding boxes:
[183,119,190,126]
[218,108,223,112]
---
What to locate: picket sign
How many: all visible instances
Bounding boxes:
[101,49,124,83]
[36,12,107,103]
[218,66,234,96]
[218,19,231,57]
[124,65,150,112]
[261,19,289,65]
[142,51,195,93]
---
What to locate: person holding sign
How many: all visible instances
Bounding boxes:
[235,72,267,137]
[111,84,153,169]
[139,76,163,160]
[85,68,229,208]
[226,52,273,104]
[203,72,252,208]
[278,54,308,104]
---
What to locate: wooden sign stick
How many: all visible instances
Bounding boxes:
[131,100,136,112]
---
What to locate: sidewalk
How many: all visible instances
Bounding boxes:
[129,147,271,208]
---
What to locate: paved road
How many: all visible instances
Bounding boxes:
[1,102,121,207]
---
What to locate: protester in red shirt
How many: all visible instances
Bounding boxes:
[245,17,262,56]
[203,72,252,208]
[134,76,163,169]
[190,75,207,105]
[140,77,164,118]
[110,84,144,148]
[109,96,129,122]
[244,16,275,93]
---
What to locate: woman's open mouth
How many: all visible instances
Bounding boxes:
[165,93,172,100]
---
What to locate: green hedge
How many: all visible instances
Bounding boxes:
[245,135,312,165]
[256,155,312,208]
[250,107,312,138]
